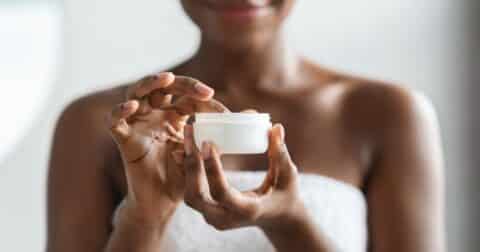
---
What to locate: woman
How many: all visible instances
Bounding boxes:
[47,0,445,251]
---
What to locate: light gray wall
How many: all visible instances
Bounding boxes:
[465,0,480,249]
[0,0,477,251]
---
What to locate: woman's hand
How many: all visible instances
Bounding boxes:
[180,123,305,230]
[180,124,336,252]
[106,72,228,224]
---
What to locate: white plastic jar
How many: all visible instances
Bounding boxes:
[193,113,272,154]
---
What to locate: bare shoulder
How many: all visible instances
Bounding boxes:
[55,85,127,141]
[52,85,130,170]
[48,85,130,252]
[298,59,439,145]
[336,82,445,252]
[302,60,438,133]
[339,76,439,139]
[335,75,442,185]
[49,84,129,202]
[59,85,127,124]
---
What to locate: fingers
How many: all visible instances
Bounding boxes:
[201,142,233,203]
[165,122,184,143]
[183,125,215,212]
[127,72,175,99]
[106,100,139,144]
[183,124,195,156]
[256,123,282,194]
[183,126,260,222]
[201,142,260,217]
[126,73,222,125]
[162,96,230,116]
[149,92,173,108]
[163,76,214,101]
[241,109,258,113]
[128,74,214,101]
[125,73,174,115]
[182,127,231,226]
[267,124,298,189]
[256,160,277,195]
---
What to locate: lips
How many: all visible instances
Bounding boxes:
[206,0,272,10]
[204,0,274,20]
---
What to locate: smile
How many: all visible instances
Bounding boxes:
[204,1,274,20]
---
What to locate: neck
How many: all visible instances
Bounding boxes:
[182,34,299,90]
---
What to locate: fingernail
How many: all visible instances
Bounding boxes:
[122,101,135,111]
[158,72,174,80]
[242,109,258,113]
[201,142,211,160]
[155,73,174,88]
[194,82,214,96]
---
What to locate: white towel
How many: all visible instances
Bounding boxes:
[161,171,368,252]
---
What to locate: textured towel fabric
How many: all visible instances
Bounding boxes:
[160,171,368,252]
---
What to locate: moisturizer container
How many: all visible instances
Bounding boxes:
[193,113,272,154]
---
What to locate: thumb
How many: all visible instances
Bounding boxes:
[268,124,297,189]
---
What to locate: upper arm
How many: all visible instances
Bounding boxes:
[47,97,117,252]
[355,86,445,251]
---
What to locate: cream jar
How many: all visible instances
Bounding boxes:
[193,113,272,154]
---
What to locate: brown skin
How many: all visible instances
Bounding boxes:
[46,0,445,251]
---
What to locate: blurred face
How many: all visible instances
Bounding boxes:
[181,0,295,50]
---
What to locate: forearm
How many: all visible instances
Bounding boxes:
[261,206,337,252]
[104,202,176,252]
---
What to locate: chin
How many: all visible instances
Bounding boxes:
[181,0,294,50]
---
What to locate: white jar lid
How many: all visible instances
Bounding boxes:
[195,113,271,124]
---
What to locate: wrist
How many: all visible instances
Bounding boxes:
[258,197,309,231]
[260,203,333,252]
[114,198,178,229]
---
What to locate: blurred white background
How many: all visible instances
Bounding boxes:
[0,0,477,251]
